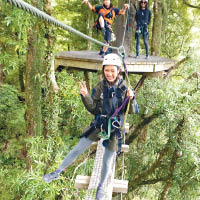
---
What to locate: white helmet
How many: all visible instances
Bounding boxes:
[102,53,122,68]
[140,0,148,2]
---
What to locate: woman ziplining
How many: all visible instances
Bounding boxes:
[82,0,129,57]
[43,53,136,200]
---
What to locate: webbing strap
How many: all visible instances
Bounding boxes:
[111,96,129,118]
[99,118,111,140]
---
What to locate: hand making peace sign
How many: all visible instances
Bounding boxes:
[79,81,88,97]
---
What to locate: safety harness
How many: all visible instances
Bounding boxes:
[98,5,115,25]
[82,79,127,154]
[100,79,127,153]
[93,5,114,34]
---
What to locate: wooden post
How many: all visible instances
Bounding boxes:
[84,71,91,93]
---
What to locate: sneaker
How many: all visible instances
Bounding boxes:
[135,54,139,59]
[96,185,105,200]
[146,55,149,59]
[43,169,61,183]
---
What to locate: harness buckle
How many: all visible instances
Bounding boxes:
[111,92,115,97]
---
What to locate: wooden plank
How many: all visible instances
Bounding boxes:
[75,175,90,189]
[84,140,116,200]
[55,58,101,71]
[90,143,129,153]
[75,175,128,193]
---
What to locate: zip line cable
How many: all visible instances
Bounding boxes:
[5,0,120,50]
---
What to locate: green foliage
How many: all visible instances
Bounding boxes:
[126,57,200,199]
[56,71,93,136]
[0,84,25,141]
[0,134,88,200]
[53,0,104,52]
[0,1,30,75]
[1,0,200,199]
[161,0,193,58]
[0,76,94,199]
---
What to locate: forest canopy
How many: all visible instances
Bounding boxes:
[0,0,200,199]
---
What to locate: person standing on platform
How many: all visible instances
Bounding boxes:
[43,53,135,200]
[82,0,129,57]
[135,0,151,59]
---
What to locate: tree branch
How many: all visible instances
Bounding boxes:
[159,149,179,200]
[128,118,185,191]
[159,118,184,200]
[180,165,197,193]
[139,177,166,186]
[164,56,190,79]
[126,112,164,145]
[183,0,200,9]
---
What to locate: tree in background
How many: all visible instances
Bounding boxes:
[0,0,199,199]
[25,0,45,138]
[113,0,137,56]
[151,0,164,56]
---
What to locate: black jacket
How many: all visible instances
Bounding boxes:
[135,8,151,26]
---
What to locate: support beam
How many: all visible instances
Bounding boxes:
[75,175,128,193]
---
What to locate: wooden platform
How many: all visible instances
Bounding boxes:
[55,51,176,74]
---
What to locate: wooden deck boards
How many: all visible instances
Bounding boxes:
[55,51,176,73]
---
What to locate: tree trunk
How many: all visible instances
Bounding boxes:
[25,0,44,137]
[151,0,163,56]
[19,65,25,92]
[0,64,3,87]
[113,0,136,56]
[87,11,94,50]
[42,0,59,138]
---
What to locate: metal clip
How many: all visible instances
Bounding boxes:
[117,46,125,59]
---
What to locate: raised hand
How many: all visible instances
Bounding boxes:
[79,81,88,97]
[127,88,134,100]
[124,4,129,9]
[82,0,88,4]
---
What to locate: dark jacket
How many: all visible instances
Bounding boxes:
[81,79,134,116]
[135,8,151,26]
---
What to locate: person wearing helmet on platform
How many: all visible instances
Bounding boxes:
[82,0,129,57]
[43,53,136,200]
[135,0,151,59]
